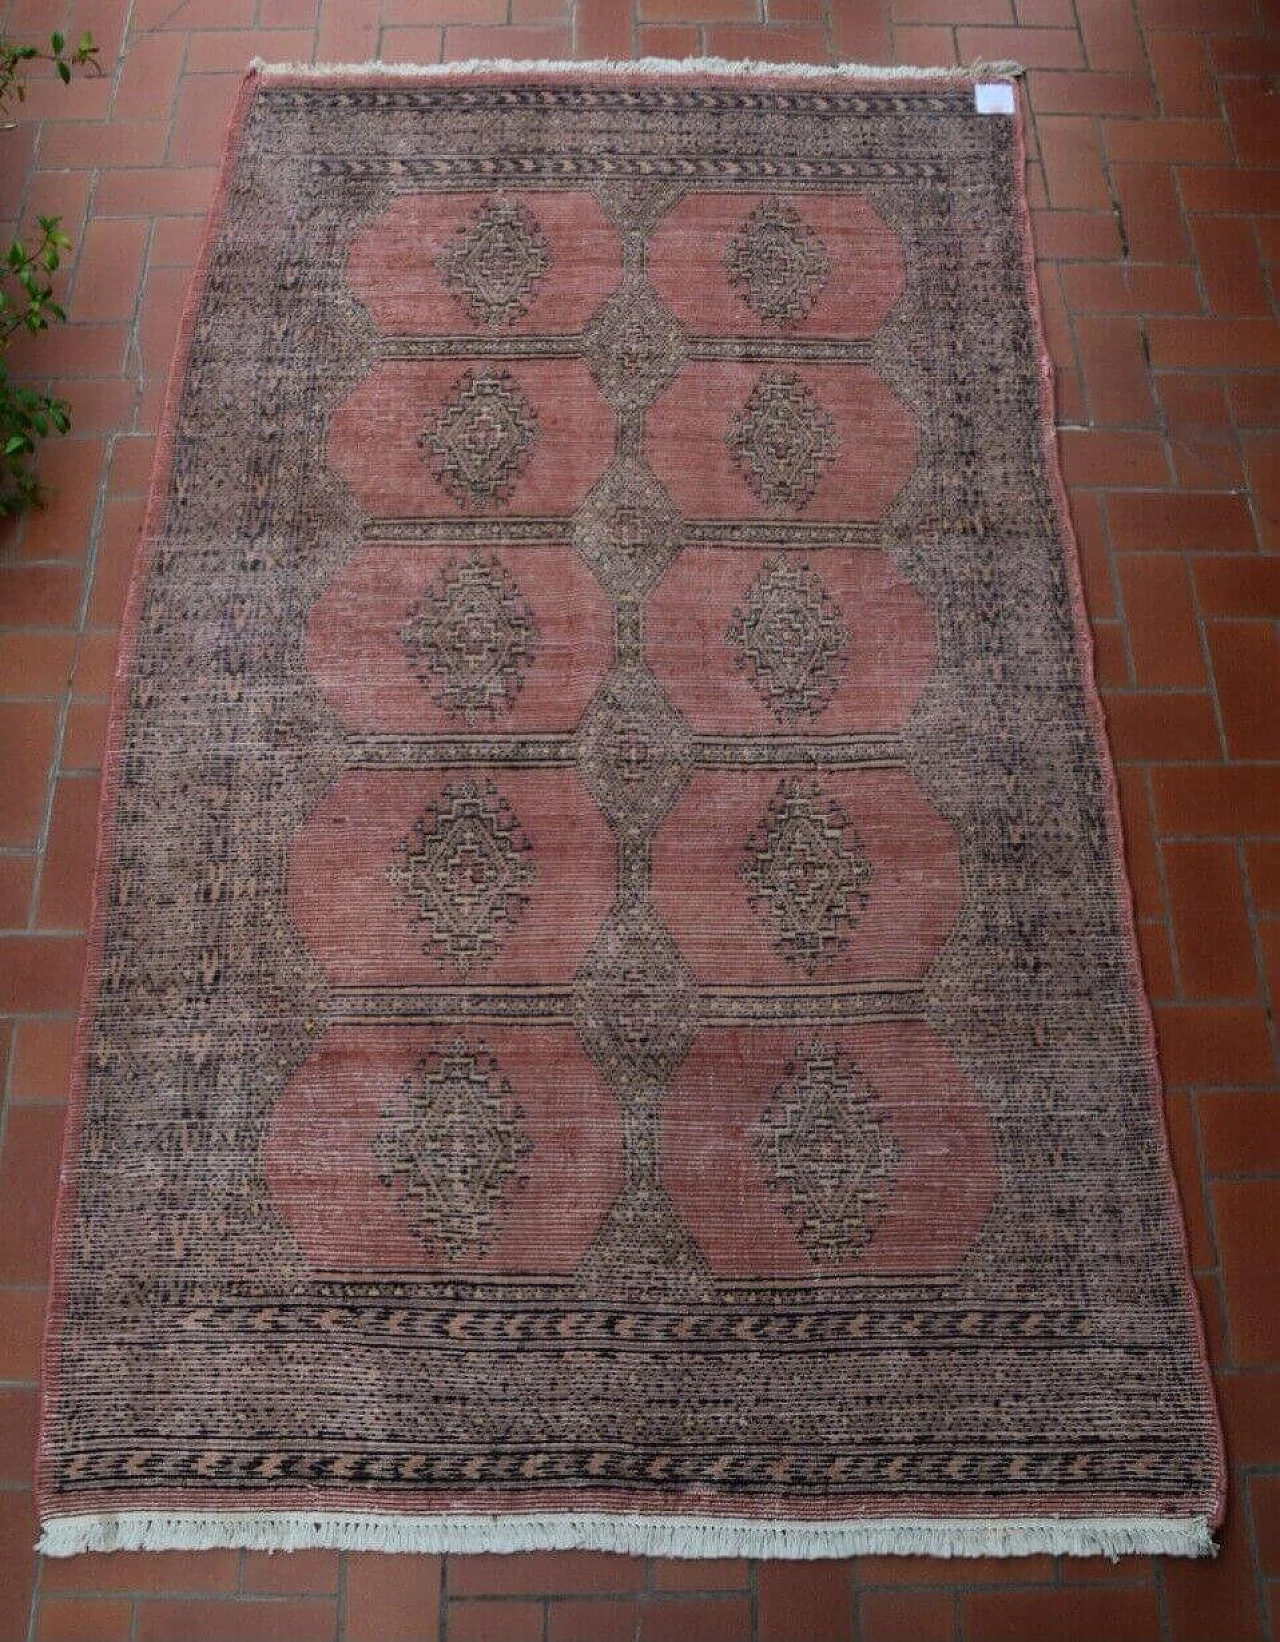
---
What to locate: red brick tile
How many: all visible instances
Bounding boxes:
[1222,78,1280,169]
[1167,1514,1268,1641]
[1253,1474,1280,1576]
[378,28,446,63]
[1139,0,1255,23]
[1091,619,1131,688]
[1218,1369,1280,1464]
[1164,840,1256,997]
[1249,842,1280,913]
[1227,373,1280,429]
[6,319,129,381]
[0,855,34,929]
[111,29,185,119]
[42,120,169,170]
[0,564,82,629]
[442,24,571,57]
[1106,492,1255,553]
[1146,29,1217,116]
[315,0,378,59]
[16,437,105,563]
[641,1595,753,1640]
[241,1549,338,1595]
[380,0,470,19]
[150,216,205,268]
[0,932,85,1015]
[61,699,109,772]
[260,0,319,21]
[513,0,569,18]
[1117,555,1205,687]
[959,26,1081,65]
[0,1285,46,1381]
[71,631,120,699]
[963,1582,1161,1641]
[1208,622,1280,760]
[88,494,145,628]
[1212,34,1280,74]
[1153,763,1280,836]
[1159,375,1245,493]
[576,0,633,57]
[449,1602,541,1642]
[43,1551,240,1596]
[768,0,825,19]
[1164,1089,1214,1268]
[858,1554,1055,1586]
[548,1599,639,1642]
[638,0,755,13]
[0,1492,38,1642]
[136,1598,338,1641]
[652,1559,749,1590]
[1105,115,1232,165]
[1059,260,1200,311]
[1016,0,1075,19]
[0,1106,65,1284]
[1178,167,1280,215]
[1035,262,1076,368]
[1102,690,1219,761]
[1037,115,1111,208]
[1149,317,1280,372]
[758,1561,852,1641]
[1076,314,1158,424]
[10,1017,76,1102]
[1153,1004,1275,1086]
[70,217,147,324]
[828,0,891,56]
[35,1597,134,1641]
[343,1553,441,1642]
[1115,764,1162,911]
[185,29,314,72]
[35,776,100,933]
[893,26,959,66]
[637,23,700,53]
[0,631,78,699]
[95,167,220,218]
[1069,490,1115,618]
[1060,430,1169,489]
[1195,1267,1229,1363]
[1136,916,1175,997]
[167,74,243,169]
[450,1552,644,1597]
[1191,216,1272,316]
[1241,431,1280,551]
[0,703,56,846]
[1029,70,1153,116]
[1110,162,1190,261]
[1031,209,1122,261]
[1214,1177,1280,1365]
[704,23,830,60]
[1199,1091,1280,1176]
[0,1384,37,1481]
[1076,0,1146,69]
[859,1588,956,1642]
[108,435,157,496]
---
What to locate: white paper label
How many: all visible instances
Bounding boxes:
[974,82,1016,115]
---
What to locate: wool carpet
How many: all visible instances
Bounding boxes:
[38,59,1223,1560]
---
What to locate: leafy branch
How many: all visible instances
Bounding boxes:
[1,31,101,516]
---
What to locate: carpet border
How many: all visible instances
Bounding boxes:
[35,56,1225,1561]
[39,1510,1216,1561]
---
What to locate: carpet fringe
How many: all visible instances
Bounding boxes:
[248,55,1025,82]
[39,1510,1214,1560]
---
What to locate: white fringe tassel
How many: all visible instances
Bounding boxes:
[40,1509,1214,1560]
[248,55,1025,82]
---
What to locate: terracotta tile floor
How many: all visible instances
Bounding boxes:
[0,0,1276,1636]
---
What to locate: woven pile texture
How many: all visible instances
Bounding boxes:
[38,64,1222,1558]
